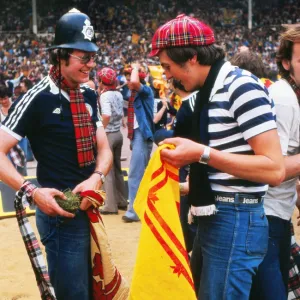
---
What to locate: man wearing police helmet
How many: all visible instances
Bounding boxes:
[0,9,112,299]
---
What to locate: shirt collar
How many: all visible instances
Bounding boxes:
[48,75,70,101]
[209,61,236,100]
[48,75,87,101]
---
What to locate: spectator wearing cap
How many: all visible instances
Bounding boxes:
[98,67,128,215]
[122,62,155,223]
[150,14,285,299]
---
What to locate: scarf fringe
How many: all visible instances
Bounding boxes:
[188,204,217,224]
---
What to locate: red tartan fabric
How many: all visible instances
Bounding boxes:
[98,67,117,86]
[149,14,215,57]
[49,66,96,168]
[127,89,136,140]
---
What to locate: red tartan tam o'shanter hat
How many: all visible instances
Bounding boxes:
[149,14,215,57]
[98,67,117,85]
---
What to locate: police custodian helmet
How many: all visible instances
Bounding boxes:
[48,8,99,52]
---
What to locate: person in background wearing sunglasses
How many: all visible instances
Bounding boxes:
[0,9,112,300]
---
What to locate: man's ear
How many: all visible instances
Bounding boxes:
[282,59,290,71]
[190,55,198,65]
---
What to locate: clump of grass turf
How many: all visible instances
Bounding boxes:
[55,189,82,213]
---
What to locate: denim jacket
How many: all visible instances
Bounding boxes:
[134,84,155,140]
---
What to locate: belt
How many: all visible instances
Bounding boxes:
[214,192,264,205]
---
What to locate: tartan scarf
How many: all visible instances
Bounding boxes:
[127,89,137,140]
[286,75,300,104]
[49,66,96,168]
[15,181,56,300]
[9,144,26,168]
[15,183,129,299]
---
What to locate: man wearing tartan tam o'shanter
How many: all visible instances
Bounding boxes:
[150,14,285,299]
[0,8,121,300]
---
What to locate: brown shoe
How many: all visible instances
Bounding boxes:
[122,215,140,223]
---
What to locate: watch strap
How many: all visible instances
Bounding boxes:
[93,171,105,184]
[198,146,211,165]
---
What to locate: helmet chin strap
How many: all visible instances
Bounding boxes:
[58,49,64,121]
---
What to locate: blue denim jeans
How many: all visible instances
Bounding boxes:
[191,201,268,300]
[36,208,92,300]
[125,128,153,220]
[153,128,174,145]
[250,216,291,300]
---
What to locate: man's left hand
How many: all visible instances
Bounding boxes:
[72,174,102,210]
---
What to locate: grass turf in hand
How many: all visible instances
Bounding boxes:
[54,189,82,213]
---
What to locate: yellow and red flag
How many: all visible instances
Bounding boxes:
[260,77,273,88]
[131,33,140,44]
[129,145,196,300]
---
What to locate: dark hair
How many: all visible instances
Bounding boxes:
[49,48,74,66]
[165,44,225,66]
[268,70,278,82]
[276,26,300,78]
[0,84,11,98]
[230,51,267,78]
[22,78,33,90]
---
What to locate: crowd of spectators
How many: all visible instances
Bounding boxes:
[0,0,299,84]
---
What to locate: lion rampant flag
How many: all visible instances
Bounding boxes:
[129,145,196,300]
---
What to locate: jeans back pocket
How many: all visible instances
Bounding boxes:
[246,211,268,257]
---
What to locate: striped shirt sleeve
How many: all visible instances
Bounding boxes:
[228,74,276,141]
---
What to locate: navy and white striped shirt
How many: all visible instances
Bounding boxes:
[201,62,276,194]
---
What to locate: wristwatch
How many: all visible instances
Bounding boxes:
[198,146,211,165]
[93,171,105,184]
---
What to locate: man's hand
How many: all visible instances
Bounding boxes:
[179,182,189,196]
[160,137,203,168]
[161,98,168,108]
[34,188,74,218]
[72,174,102,210]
